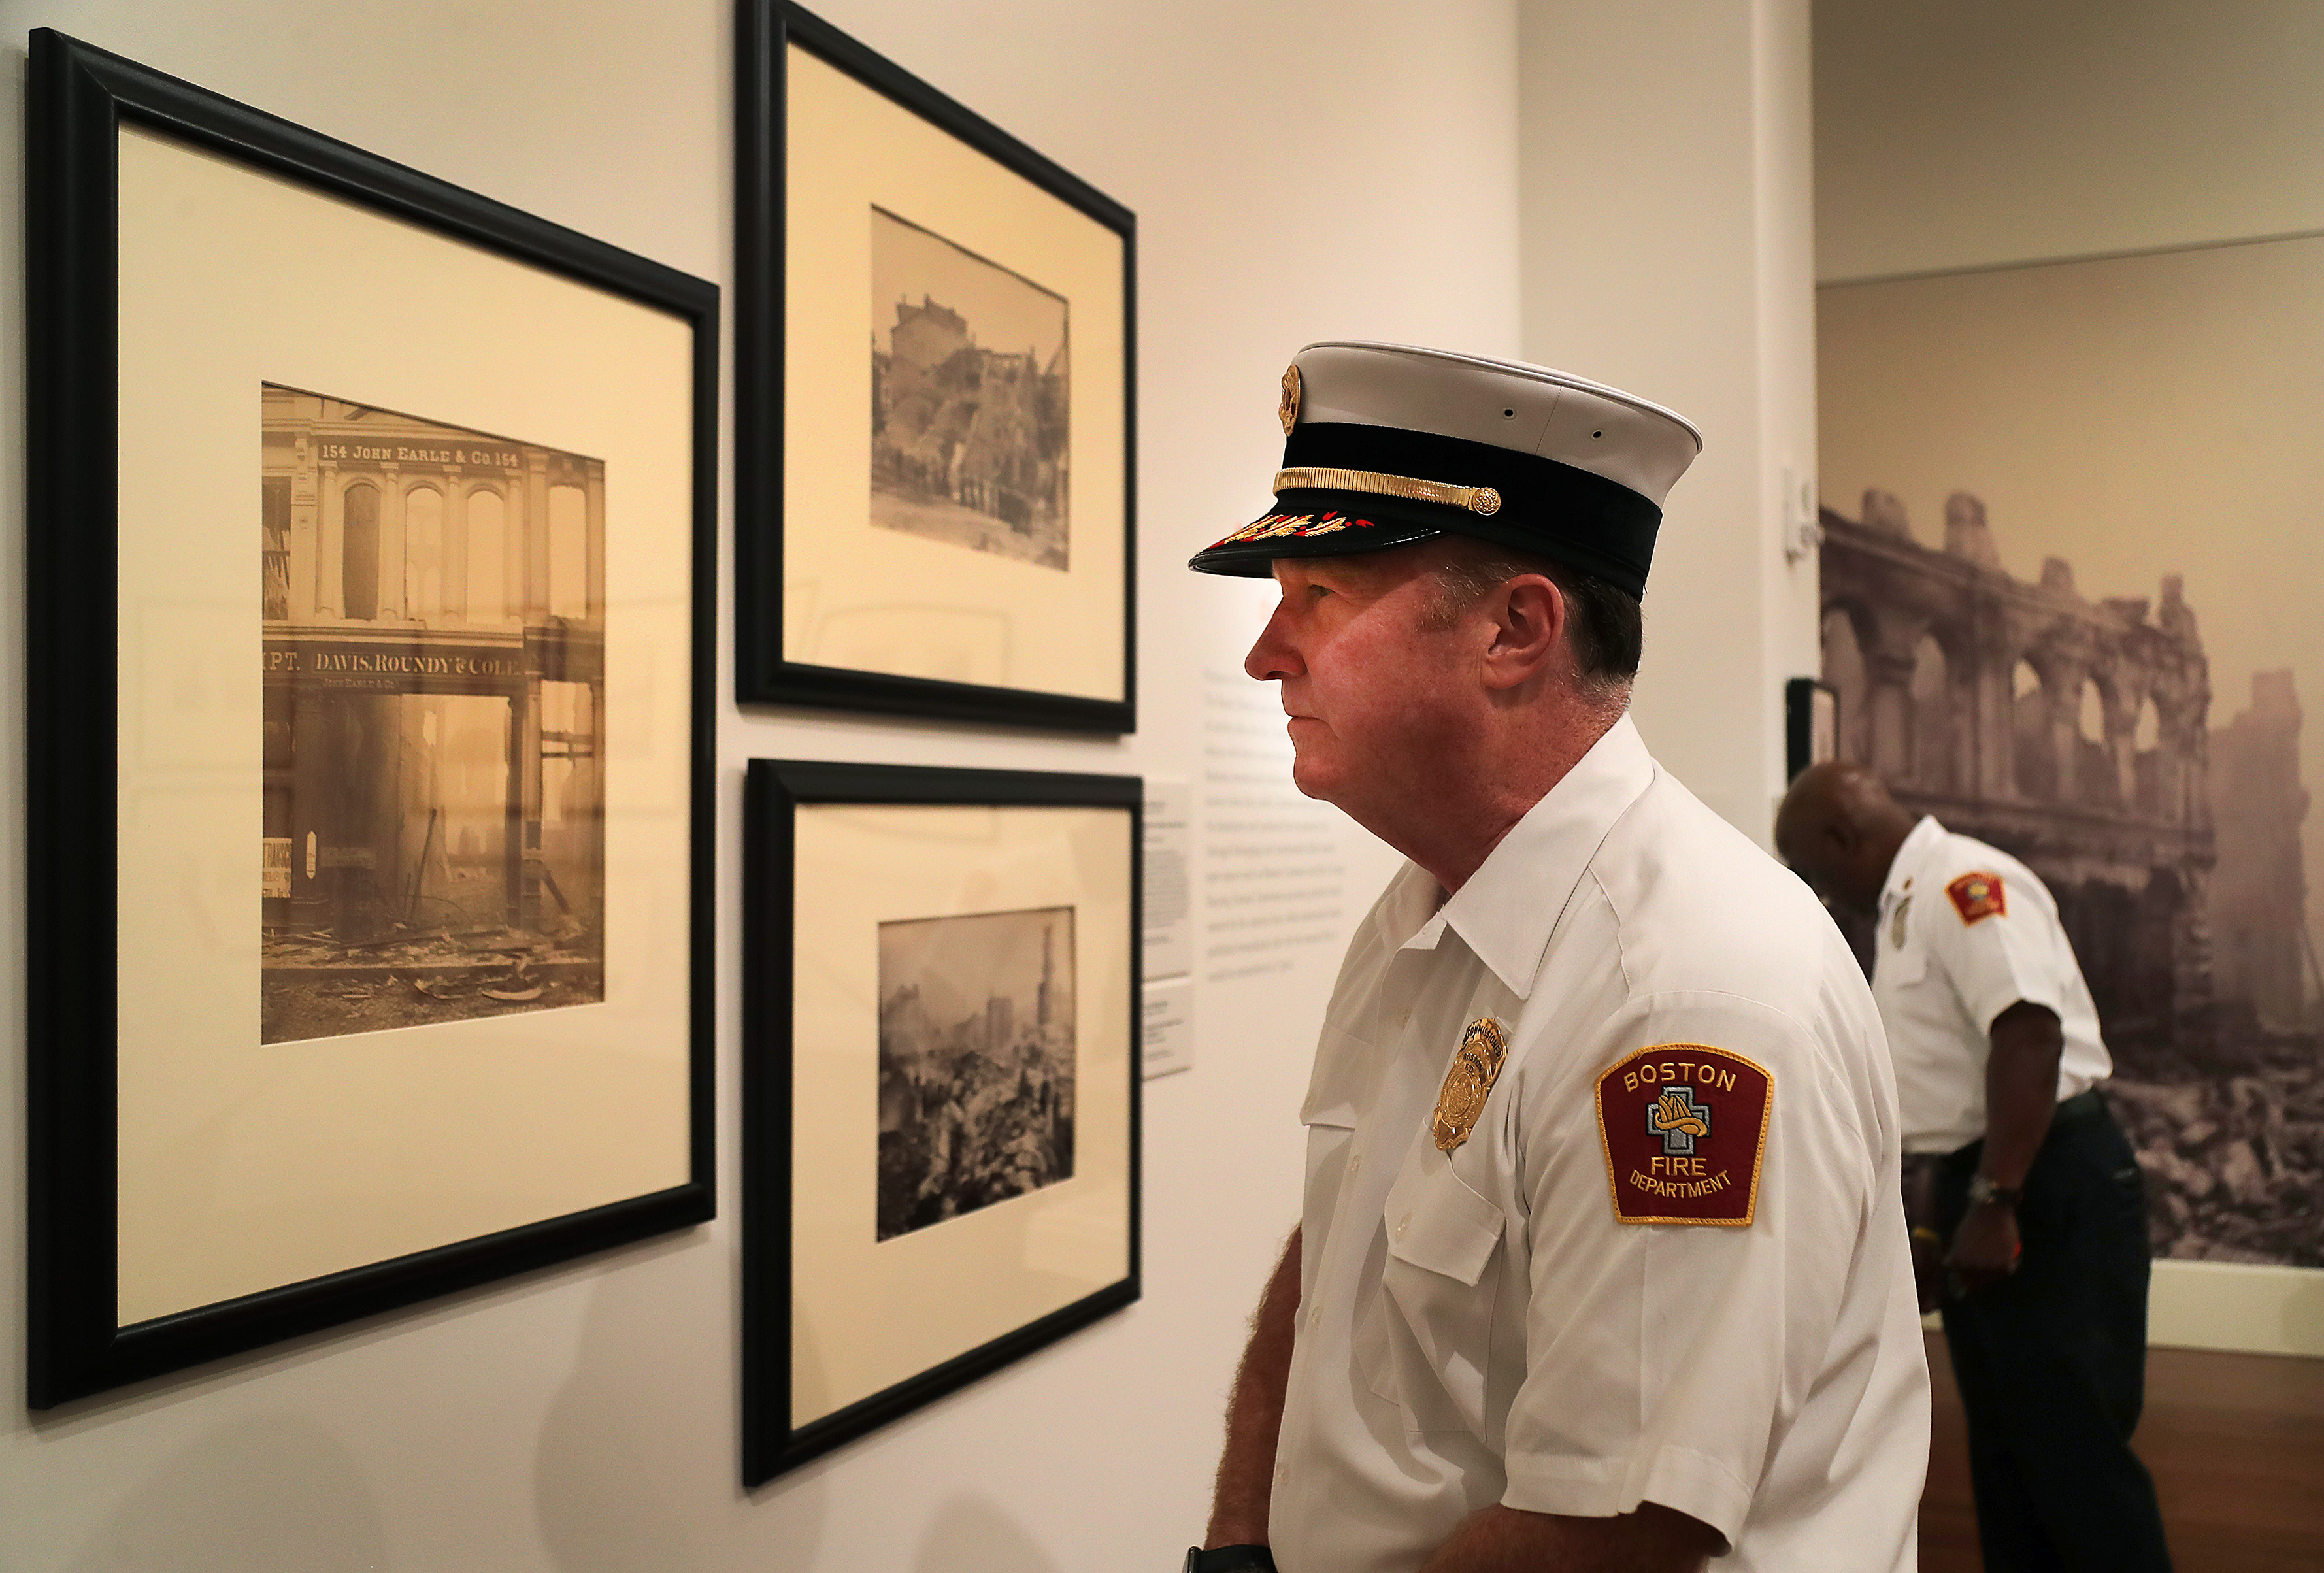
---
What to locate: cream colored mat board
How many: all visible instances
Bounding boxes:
[114,125,694,1325]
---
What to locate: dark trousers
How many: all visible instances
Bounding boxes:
[1937,1099,2173,1572]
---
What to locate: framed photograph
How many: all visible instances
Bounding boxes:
[26,31,717,1406]
[1820,233,2324,1353]
[736,1,1137,732]
[743,761,1140,1482]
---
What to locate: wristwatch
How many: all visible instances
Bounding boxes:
[1965,1174,2022,1210]
[1183,1547,1277,1573]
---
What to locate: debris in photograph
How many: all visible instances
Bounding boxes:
[876,904,1076,1240]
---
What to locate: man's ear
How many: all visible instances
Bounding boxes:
[1480,574,1567,690]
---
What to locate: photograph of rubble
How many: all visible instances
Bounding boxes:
[876,904,1076,1242]
[261,385,605,1044]
[1819,236,2324,1268]
[869,205,1071,571]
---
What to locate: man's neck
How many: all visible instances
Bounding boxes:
[1375,705,1623,894]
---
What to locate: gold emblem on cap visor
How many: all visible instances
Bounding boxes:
[1433,1017,1510,1153]
[1279,364,1302,435]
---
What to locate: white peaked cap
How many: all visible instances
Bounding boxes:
[1189,341,1702,597]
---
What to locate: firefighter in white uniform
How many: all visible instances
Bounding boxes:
[1777,763,2171,1572]
[1180,343,1930,1573]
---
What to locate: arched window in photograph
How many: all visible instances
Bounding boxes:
[341,480,380,621]
[405,484,444,620]
[2133,695,2164,813]
[466,488,508,625]
[1909,633,1951,791]
[548,483,588,620]
[2077,676,2117,807]
[1820,607,1868,765]
[2010,659,2050,798]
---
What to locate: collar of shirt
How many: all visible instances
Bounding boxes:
[1370,714,1657,1000]
[1881,814,1947,915]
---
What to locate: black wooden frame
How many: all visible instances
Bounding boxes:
[742,761,1142,1484]
[735,1,1138,733]
[1785,676,1840,782]
[25,30,720,1408]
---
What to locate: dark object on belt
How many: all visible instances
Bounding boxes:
[1899,1090,2110,1313]
[1185,1546,1276,1572]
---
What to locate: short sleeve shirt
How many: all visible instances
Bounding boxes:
[1870,816,2112,1153]
[1267,717,1930,1573]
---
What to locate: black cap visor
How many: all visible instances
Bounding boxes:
[1186,489,1451,578]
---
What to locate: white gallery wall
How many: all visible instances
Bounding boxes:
[0,1,1817,1567]
[1522,0,1819,840]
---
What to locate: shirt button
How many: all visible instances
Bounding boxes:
[1394,1213,1411,1240]
[1348,1153,1363,1175]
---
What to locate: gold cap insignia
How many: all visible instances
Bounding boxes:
[1432,1017,1510,1153]
[1279,363,1302,435]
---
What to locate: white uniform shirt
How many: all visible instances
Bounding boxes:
[1871,816,2112,1154]
[1269,717,1929,1573]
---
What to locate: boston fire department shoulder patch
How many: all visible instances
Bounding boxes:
[1946,871,2007,925]
[1595,1044,1773,1226]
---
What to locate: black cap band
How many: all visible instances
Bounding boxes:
[1281,422,1661,595]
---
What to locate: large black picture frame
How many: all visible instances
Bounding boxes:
[743,761,1142,1483]
[735,1,1138,733]
[25,30,719,1407]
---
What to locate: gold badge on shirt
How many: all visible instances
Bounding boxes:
[1432,1017,1508,1153]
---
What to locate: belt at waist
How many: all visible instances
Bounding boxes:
[1938,1087,2110,1166]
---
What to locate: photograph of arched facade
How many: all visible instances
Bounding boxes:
[1819,491,2217,1043]
[1817,233,2324,1268]
[1821,493,2319,1264]
[260,384,605,1044]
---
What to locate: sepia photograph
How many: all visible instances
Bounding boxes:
[869,205,1071,571]
[876,903,1076,1242]
[261,385,606,1045]
[1819,235,2324,1269]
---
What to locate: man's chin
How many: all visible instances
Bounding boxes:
[1287,750,1342,807]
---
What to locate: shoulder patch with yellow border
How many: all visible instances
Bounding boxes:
[1595,1044,1772,1226]
[1946,871,2007,925]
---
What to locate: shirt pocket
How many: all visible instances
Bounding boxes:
[1876,943,1927,991]
[1355,1159,1507,1435]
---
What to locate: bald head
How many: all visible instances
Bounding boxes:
[1774,761,1918,914]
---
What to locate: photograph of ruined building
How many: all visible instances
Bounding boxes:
[876,906,1076,1242]
[869,205,1070,571]
[261,385,605,1045]
[1820,236,2324,1268]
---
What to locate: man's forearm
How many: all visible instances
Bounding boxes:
[1981,1002,2065,1187]
[1418,1503,1719,1573]
[1206,1226,1303,1549]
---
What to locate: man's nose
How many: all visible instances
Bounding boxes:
[1244,601,1301,682]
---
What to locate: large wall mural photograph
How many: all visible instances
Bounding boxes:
[1819,236,2324,1270]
